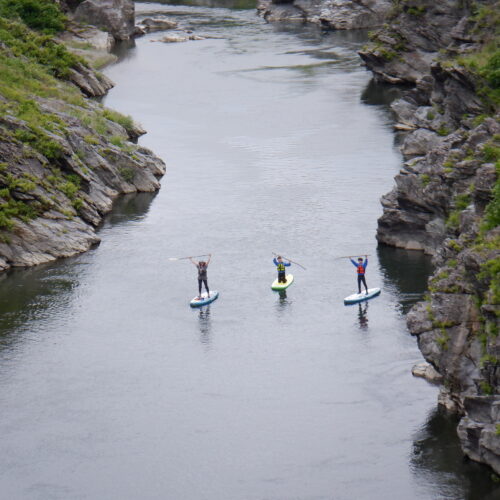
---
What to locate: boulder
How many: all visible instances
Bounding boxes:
[136,17,177,34]
[74,0,135,41]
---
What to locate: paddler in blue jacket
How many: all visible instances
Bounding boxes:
[273,255,291,283]
[350,256,368,294]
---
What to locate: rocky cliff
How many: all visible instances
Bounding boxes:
[0,3,165,271]
[360,0,500,474]
[59,0,136,41]
[257,0,391,29]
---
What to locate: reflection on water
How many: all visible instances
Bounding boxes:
[102,192,158,227]
[357,302,368,330]
[361,78,404,108]
[378,244,434,313]
[412,409,500,500]
[198,306,212,346]
[0,191,157,355]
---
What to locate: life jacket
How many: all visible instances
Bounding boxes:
[357,264,365,274]
[277,262,286,272]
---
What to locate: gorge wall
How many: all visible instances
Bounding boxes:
[257,0,391,29]
[358,0,500,475]
[0,1,165,271]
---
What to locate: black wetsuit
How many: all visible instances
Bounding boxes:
[197,263,209,296]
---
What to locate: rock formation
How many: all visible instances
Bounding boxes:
[73,0,135,41]
[360,0,499,474]
[257,0,391,29]
[0,10,165,271]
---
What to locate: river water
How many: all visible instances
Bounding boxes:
[0,2,497,499]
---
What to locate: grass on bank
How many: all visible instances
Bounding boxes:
[0,10,137,231]
[0,0,66,34]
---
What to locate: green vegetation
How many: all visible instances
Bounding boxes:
[479,256,500,304]
[0,0,66,34]
[484,162,500,230]
[479,380,494,395]
[437,125,451,137]
[119,167,135,183]
[102,109,135,134]
[420,173,430,186]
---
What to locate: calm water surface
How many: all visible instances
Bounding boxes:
[0,2,497,499]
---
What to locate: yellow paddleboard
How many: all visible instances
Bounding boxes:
[271,274,294,291]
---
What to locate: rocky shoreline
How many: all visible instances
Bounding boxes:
[0,0,167,271]
[358,0,500,474]
[257,0,391,29]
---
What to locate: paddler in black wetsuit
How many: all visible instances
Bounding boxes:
[350,255,368,294]
[190,254,211,299]
[273,255,291,283]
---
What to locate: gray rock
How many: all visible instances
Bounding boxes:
[0,98,165,271]
[74,0,135,41]
[258,0,390,28]
[137,17,177,33]
[412,362,443,383]
[401,128,442,157]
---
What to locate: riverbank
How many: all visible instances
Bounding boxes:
[358,0,500,474]
[0,1,165,271]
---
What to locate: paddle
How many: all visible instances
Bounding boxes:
[272,252,306,270]
[169,254,210,261]
[335,254,371,260]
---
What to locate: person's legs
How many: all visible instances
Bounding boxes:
[278,272,286,283]
[203,279,209,296]
[357,275,362,293]
[361,275,368,293]
[198,279,202,297]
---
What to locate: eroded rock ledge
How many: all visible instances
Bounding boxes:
[257,0,391,29]
[361,0,499,474]
[0,9,165,271]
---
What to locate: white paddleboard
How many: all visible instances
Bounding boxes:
[344,287,381,305]
[190,290,219,307]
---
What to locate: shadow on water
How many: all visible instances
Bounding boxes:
[361,78,405,108]
[412,409,500,500]
[101,192,158,228]
[377,244,434,314]
[0,192,157,354]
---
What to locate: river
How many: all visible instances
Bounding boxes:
[0,1,497,499]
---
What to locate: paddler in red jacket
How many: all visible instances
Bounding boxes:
[350,256,368,294]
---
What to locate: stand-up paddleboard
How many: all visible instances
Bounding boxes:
[190,291,219,308]
[271,274,294,291]
[344,287,381,305]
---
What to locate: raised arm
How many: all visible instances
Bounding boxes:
[350,259,358,267]
[206,254,212,266]
[284,261,291,267]
[273,258,278,266]
[189,257,198,267]
[364,256,368,269]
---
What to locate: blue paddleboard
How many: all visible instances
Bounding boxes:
[344,287,381,305]
[190,290,219,308]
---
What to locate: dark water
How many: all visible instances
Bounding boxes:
[0,2,497,499]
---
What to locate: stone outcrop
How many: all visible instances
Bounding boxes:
[0,99,165,271]
[135,16,178,35]
[58,24,118,70]
[257,0,391,29]
[73,0,135,41]
[0,10,165,271]
[360,0,499,474]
